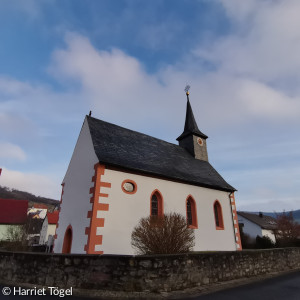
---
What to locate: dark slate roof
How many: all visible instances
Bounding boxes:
[238,212,277,230]
[87,116,235,192]
[177,98,208,140]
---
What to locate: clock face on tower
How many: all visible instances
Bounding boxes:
[197,137,203,146]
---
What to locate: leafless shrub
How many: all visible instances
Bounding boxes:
[131,213,195,255]
[274,211,300,247]
[3,224,28,251]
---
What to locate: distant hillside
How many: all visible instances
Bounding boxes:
[0,185,59,211]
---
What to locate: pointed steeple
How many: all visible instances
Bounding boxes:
[177,87,209,161]
[177,91,208,141]
[177,98,208,141]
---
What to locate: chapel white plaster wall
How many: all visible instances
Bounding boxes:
[54,118,98,254]
[98,168,237,255]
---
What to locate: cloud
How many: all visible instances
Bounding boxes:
[200,0,300,82]
[190,0,300,123]
[0,75,85,140]
[2,0,300,213]
[0,142,26,161]
[0,168,60,200]
[49,33,185,136]
[0,0,46,19]
[225,166,300,212]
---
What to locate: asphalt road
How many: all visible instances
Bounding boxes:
[1,271,300,299]
[189,270,300,300]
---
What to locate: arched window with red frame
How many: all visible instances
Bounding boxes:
[186,195,198,229]
[214,200,224,230]
[150,190,163,217]
[62,225,73,253]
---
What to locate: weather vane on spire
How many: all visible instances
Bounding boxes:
[184,84,190,100]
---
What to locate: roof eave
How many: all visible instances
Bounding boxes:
[176,130,208,141]
[101,161,236,193]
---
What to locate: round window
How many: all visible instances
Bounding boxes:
[121,180,137,194]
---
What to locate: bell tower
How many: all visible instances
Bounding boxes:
[177,86,209,161]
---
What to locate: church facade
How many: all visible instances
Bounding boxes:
[54,93,242,254]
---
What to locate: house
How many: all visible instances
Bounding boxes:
[46,211,59,243]
[237,211,277,243]
[54,92,242,254]
[0,199,28,241]
[39,211,59,248]
[26,216,44,245]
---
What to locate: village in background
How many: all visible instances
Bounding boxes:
[1,184,299,253]
[0,185,59,252]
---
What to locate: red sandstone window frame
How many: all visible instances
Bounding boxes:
[150,189,164,217]
[214,200,224,230]
[121,179,137,195]
[62,224,73,253]
[186,195,198,229]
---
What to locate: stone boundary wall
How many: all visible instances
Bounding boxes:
[0,248,300,293]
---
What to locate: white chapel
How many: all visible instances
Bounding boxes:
[54,91,242,254]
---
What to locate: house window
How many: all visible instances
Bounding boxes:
[186,196,198,229]
[214,201,224,230]
[150,190,163,217]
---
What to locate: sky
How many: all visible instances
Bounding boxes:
[1,0,300,212]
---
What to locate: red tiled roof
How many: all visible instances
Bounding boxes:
[0,199,28,224]
[47,211,59,224]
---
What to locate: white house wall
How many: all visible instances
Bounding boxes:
[39,217,48,245]
[238,215,262,240]
[261,229,276,243]
[54,118,98,254]
[46,224,57,242]
[97,168,237,254]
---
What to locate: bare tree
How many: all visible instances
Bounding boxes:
[131,213,195,255]
[273,211,300,247]
[3,224,28,251]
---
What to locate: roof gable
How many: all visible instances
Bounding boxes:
[87,116,235,192]
[47,211,59,224]
[238,212,277,230]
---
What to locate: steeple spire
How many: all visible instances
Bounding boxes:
[177,88,208,141]
[177,86,209,161]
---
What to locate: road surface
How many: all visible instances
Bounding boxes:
[1,271,300,299]
[189,270,300,300]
